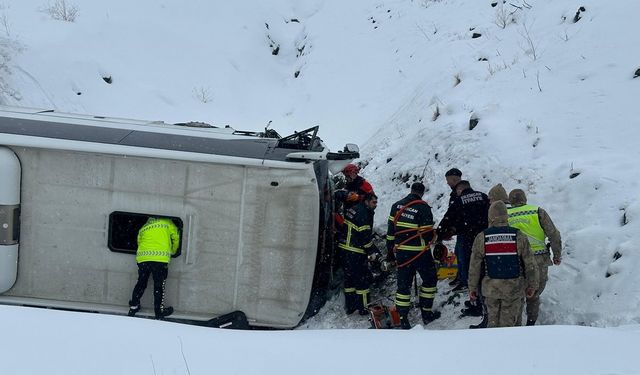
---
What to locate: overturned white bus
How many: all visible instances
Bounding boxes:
[0,105,358,328]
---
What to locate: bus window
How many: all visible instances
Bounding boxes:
[108,211,182,257]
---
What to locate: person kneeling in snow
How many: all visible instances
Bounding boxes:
[468,201,539,328]
[338,193,379,315]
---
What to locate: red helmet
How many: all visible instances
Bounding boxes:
[342,163,360,175]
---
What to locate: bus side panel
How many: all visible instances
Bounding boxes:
[4,147,316,327]
[236,166,320,326]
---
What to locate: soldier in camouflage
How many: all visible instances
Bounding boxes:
[468,201,539,328]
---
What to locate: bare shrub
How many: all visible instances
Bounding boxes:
[0,3,11,36]
[486,60,510,76]
[519,22,539,61]
[420,0,444,8]
[0,36,21,103]
[42,0,78,22]
[494,4,517,29]
[192,86,213,103]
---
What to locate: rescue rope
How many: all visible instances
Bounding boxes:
[392,200,435,268]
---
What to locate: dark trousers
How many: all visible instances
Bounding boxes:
[129,261,169,315]
[395,250,438,315]
[458,234,476,287]
[342,250,371,312]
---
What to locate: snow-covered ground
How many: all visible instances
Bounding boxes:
[1,0,640,373]
[2,304,640,375]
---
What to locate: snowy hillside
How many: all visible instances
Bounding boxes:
[358,0,640,328]
[0,0,434,149]
[1,0,640,364]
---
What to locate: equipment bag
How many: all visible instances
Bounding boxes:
[437,253,458,280]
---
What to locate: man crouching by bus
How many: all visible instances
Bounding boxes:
[468,202,538,327]
[128,217,180,319]
[338,193,379,315]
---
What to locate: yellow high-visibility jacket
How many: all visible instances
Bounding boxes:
[136,217,180,263]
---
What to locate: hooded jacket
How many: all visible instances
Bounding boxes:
[488,183,509,204]
[468,201,539,299]
[507,189,562,261]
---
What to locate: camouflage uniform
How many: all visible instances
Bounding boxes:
[468,202,539,328]
[488,183,509,205]
[508,189,562,325]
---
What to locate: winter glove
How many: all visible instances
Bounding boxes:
[525,287,536,298]
[469,291,478,301]
[346,192,360,202]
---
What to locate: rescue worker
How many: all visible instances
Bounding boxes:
[339,193,379,315]
[445,168,463,206]
[507,189,562,326]
[436,180,490,294]
[488,183,509,204]
[468,182,510,329]
[128,216,180,319]
[468,201,539,328]
[387,182,440,328]
[337,163,374,209]
[334,164,375,251]
[443,168,463,287]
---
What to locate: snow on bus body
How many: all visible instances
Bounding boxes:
[0,105,358,328]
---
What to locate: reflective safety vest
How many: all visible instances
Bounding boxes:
[484,226,520,279]
[136,218,180,263]
[338,202,374,255]
[386,194,434,252]
[507,204,546,254]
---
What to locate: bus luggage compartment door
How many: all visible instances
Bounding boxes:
[0,147,20,293]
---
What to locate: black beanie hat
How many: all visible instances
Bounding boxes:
[445,168,462,177]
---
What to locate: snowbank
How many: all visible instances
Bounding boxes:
[1,305,638,375]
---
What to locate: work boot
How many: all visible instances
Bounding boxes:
[461,303,483,317]
[399,313,411,330]
[469,313,488,329]
[128,305,140,317]
[155,306,174,320]
[421,310,441,325]
[345,293,357,315]
[464,300,473,308]
[526,319,536,326]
